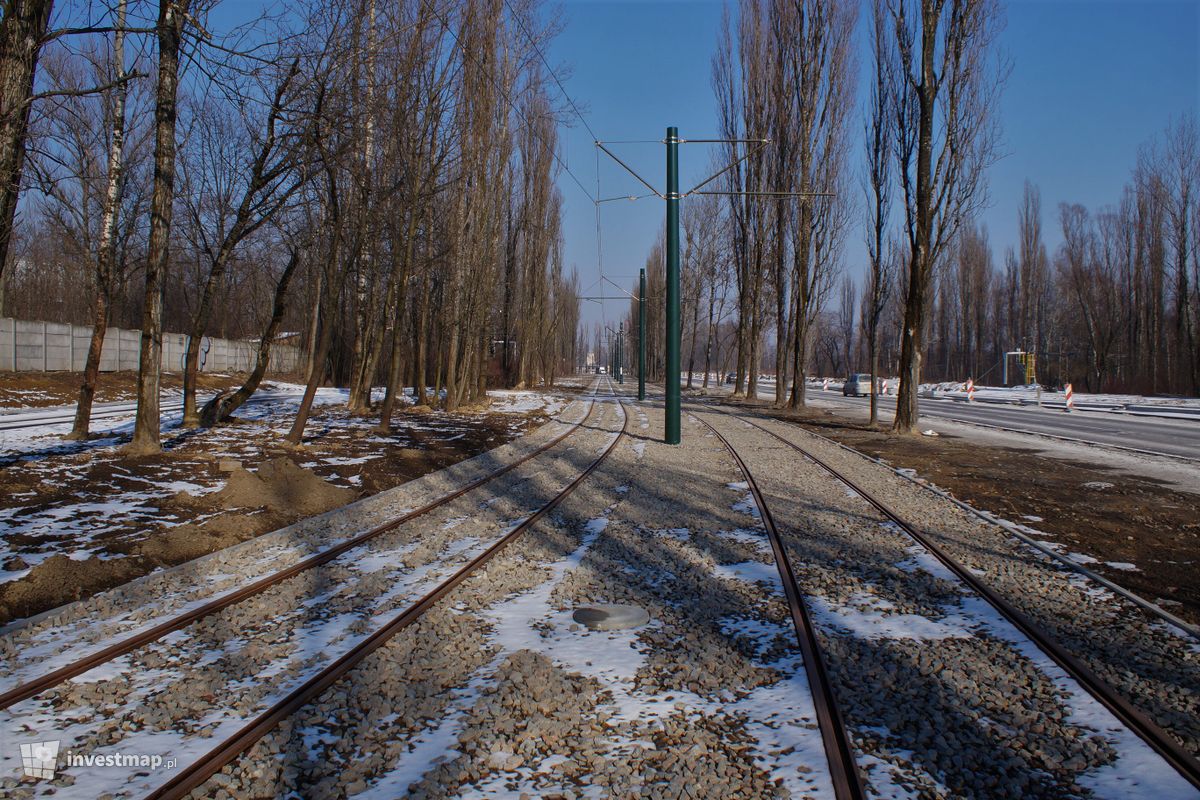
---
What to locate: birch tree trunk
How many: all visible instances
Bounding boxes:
[67,0,126,441]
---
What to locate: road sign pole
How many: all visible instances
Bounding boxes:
[638,268,646,401]
[665,126,681,444]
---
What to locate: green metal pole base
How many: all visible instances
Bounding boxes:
[638,268,646,401]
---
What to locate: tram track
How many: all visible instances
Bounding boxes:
[693,402,1200,792]
[0,393,603,710]
[144,393,630,800]
[1,380,630,798]
[689,413,866,800]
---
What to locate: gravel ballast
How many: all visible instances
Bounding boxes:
[3,381,1196,799]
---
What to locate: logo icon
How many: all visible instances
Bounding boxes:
[20,740,60,779]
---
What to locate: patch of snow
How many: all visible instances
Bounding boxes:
[712,560,781,588]
[488,391,566,417]
[731,492,760,520]
[809,591,976,641]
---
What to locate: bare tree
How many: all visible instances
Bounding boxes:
[863,0,894,426]
[884,0,1006,433]
[1016,180,1048,367]
[128,0,190,456]
[177,58,307,427]
[0,0,55,284]
[69,0,128,439]
[201,241,303,424]
[1156,117,1199,393]
[784,0,856,410]
[28,5,152,440]
[713,2,768,399]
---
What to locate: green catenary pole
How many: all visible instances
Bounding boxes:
[618,322,624,384]
[665,126,681,444]
[638,267,646,401]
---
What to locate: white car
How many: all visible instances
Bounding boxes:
[843,374,873,396]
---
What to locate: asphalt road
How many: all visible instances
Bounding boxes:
[754,382,1200,461]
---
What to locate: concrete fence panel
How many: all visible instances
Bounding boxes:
[71,326,92,371]
[0,317,300,375]
[0,317,14,371]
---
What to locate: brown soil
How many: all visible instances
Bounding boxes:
[0,399,554,625]
[170,457,357,517]
[725,398,1200,626]
[134,512,283,566]
[0,554,145,617]
[0,370,255,409]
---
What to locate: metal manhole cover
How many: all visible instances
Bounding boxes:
[572,604,650,631]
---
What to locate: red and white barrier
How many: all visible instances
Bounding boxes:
[966,378,975,402]
[822,378,829,391]
[881,379,888,395]
[1064,383,1074,412]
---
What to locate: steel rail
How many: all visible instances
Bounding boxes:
[803,424,1200,643]
[707,405,1200,790]
[689,413,866,800]
[145,398,630,800]
[0,393,604,711]
[739,389,1200,638]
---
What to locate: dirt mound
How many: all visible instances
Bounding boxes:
[202,457,357,516]
[0,555,143,624]
[137,513,280,566]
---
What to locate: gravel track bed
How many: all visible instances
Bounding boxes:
[178,397,631,800]
[0,397,594,687]
[737,408,1200,762]
[0,398,620,799]
[692,406,1196,799]
[186,397,837,800]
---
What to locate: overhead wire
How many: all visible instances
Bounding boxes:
[498,0,619,346]
[475,0,671,364]
[501,0,600,145]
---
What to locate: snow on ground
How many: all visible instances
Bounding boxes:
[919,382,1200,410]
[0,385,563,586]
[0,528,509,799]
[823,542,1197,798]
[358,486,837,800]
[789,376,1200,414]
[488,390,567,418]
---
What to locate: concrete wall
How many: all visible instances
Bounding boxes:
[0,317,301,374]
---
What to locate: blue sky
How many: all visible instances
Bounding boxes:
[202,0,1199,329]
[548,0,1200,327]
